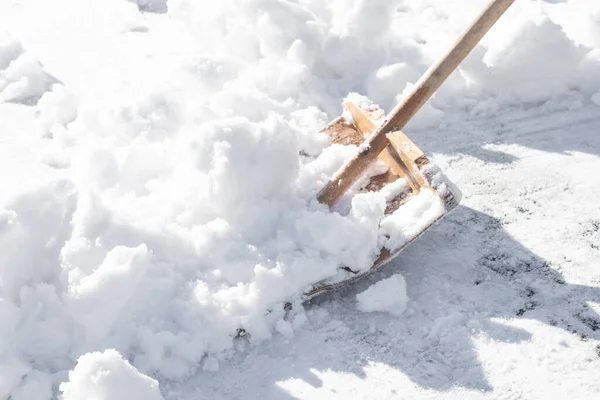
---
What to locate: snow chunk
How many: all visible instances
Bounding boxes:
[344,92,380,112]
[60,349,164,400]
[37,84,78,137]
[356,274,408,316]
[379,189,445,252]
[367,63,420,110]
[479,7,585,103]
[0,33,50,103]
[68,244,151,344]
[342,92,382,125]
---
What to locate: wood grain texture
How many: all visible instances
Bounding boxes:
[343,102,420,191]
[386,131,429,189]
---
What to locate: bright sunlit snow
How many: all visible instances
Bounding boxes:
[1,0,600,399]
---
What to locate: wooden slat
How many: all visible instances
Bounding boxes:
[342,102,421,192]
[385,131,429,189]
[319,116,364,146]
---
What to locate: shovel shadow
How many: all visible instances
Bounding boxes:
[299,205,600,392]
[181,204,600,399]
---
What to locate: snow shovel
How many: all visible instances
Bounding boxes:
[306,0,515,297]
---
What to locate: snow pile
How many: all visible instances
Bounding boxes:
[37,84,78,138]
[356,274,409,316]
[60,349,164,400]
[0,0,599,397]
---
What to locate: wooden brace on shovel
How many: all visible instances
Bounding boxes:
[342,101,429,194]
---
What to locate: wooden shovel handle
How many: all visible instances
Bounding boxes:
[317,0,515,206]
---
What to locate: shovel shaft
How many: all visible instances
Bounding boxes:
[317,0,516,206]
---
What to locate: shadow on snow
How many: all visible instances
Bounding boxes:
[182,203,600,399]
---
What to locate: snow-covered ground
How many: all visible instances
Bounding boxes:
[1,0,599,399]
[174,101,600,400]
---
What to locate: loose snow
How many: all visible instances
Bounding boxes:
[0,0,599,399]
[0,33,51,104]
[60,349,164,400]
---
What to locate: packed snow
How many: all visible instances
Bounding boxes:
[0,0,599,399]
